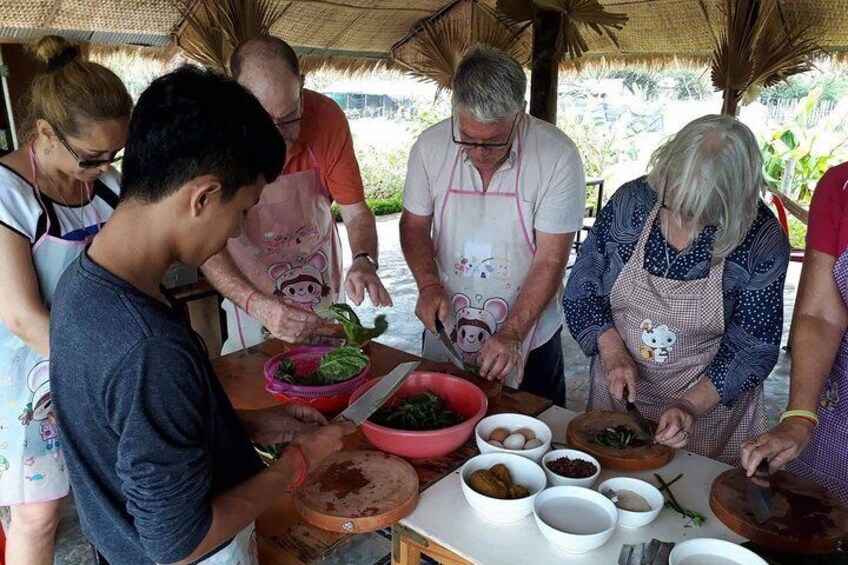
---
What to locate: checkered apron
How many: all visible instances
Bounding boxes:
[786,248,848,502]
[588,202,766,464]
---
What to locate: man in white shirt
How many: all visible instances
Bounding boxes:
[400,46,585,406]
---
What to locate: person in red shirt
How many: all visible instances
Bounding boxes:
[202,36,392,352]
[742,162,848,502]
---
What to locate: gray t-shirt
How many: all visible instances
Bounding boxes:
[50,250,264,564]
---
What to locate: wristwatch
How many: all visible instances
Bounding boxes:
[353,252,379,271]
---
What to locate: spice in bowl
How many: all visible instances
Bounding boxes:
[545,456,597,479]
[613,489,652,512]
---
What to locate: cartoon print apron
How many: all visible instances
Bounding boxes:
[588,203,765,464]
[421,134,562,389]
[0,145,104,504]
[787,248,848,502]
[222,147,343,354]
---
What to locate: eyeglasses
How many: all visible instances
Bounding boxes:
[273,90,303,128]
[451,113,520,149]
[52,126,123,169]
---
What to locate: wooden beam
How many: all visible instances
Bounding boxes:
[529,9,561,124]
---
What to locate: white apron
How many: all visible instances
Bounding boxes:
[0,145,104,504]
[222,147,343,353]
[197,523,258,565]
[421,134,562,388]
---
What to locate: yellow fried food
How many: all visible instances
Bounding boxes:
[489,464,512,486]
[468,470,509,499]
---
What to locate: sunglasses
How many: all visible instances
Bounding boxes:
[451,113,520,149]
[53,126,123,169]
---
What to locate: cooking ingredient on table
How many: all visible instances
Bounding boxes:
[614,489,652,512]
[656,473,706,526]
[592,424,650,449]
[486,427,543,451]
[273,346,369,386]
[468,463,530,500]
[325,303,388,348]
[545,456,597,479]
[369,390,463,431]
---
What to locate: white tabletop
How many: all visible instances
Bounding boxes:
[400,406,746,564]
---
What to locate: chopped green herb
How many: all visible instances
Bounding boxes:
[272,347,368,386]
[370,390,463,431]
[592,425,648,449]
[655,473,706,526]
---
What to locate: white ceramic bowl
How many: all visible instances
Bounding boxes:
[532,485,617,554]
[596,477,664,528]
[542,449,601,488]
[475,413,552,463]
[460,452,547,524]
[669,538,768,565]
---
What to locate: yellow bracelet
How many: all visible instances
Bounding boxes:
[779,409,819,427]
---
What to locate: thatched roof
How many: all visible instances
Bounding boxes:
[1,0,847,72]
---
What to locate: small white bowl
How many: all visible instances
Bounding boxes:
[596,477,664,529]
[669,538,768,565]
[475,413,552,463]
[533,485,617,554]
[542,449,601,488]
[460,452,546,524]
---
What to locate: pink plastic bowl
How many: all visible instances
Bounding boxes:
[349,371,488,459]
[264,346,371,401]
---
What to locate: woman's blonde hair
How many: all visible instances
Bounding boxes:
[647,114,764,262]
[25,35,132,138]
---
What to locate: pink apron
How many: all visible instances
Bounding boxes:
[421,133,562,388]
[223,146,342,353]
[787,248,848,502]
[0,145,104,504]
[588,202,765,464]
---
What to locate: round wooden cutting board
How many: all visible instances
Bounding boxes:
[565,411,674,471]
[295,450,419,534]
[710,468,848,554]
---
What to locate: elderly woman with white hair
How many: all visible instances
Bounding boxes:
[564,115,790,463]
[401,46,586,406]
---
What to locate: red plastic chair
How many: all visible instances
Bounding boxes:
[771,196,806,263]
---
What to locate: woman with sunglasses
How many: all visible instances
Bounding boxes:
[0,35,131,565]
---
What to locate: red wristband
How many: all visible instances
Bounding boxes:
[418,281,442,294]
[244,291,257,315]
[285,445,308,489]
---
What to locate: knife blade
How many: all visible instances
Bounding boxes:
[332,361,419,425]
[435,319,465,371]
[625,400,655,440]
[747,459,774,524]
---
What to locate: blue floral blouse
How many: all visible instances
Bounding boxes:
[564,177,790,406]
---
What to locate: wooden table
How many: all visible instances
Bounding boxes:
[395,406,746,565]
[212,340,553,564]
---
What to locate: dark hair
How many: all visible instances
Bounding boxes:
[120,65,285,203]
[230,36,300,79]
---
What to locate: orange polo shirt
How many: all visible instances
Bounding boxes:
[283,89,365,205]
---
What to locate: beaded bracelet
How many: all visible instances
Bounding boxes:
[780,409,819,428]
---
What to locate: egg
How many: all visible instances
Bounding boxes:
[488,440,504,448]
[502,433,526,450]
[488,427,510,443]
[516,428,536,441]
[524,438,543,449]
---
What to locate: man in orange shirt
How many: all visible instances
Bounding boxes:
[203,36,392,352]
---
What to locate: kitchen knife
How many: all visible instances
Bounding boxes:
[333,361,419,425]
[625,400,655,440]
[747,459,775,524]
[435,319,465,371]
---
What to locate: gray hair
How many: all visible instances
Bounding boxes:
[451,46,526,122]
[647,114,764,262]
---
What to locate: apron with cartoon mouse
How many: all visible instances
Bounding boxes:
[588,202,765,464]
[223,147,343,354]
[422,133,562,389]
[787,247,848,502]
[0,145,106,504]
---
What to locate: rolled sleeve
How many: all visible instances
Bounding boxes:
[403,138,434,216]
[534,140,586,234]
[807,165,848,257]
[108,338,212,564]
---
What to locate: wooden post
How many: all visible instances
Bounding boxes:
[529,9,561,124]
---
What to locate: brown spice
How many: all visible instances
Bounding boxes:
[546,456,597,479]
[317,461,370,497]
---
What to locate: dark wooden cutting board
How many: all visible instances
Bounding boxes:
[565,410,674,471]
[710,468,848,554]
